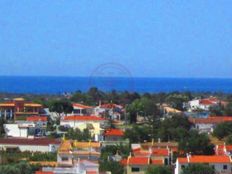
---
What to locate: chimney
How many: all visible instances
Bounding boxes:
[149,147,152,155]
[224,142,227,153]
[187,153,191,163]
[127,153,132,165]
[215,145,218,155]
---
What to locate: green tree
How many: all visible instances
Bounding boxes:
[213,122,232,140]
[182,164,215,174]
[66,128,92,141]
[124,125,151,143]
[0,161,32,174]
[224,102,232,115]
[146,166,172,174]
[226,134,232,144]
[157,115,191,141]
[179,130,214,155]
[99,161,124,174]
[0,117,6,137]
[49,100,73,116]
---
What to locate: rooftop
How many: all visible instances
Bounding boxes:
[73,103,93,109]
[189,116,232,124]
[0,138,60,146]
[178,155,231,164]
[104,129,124,136]
[26,116,47,122]
[63,116,106,121]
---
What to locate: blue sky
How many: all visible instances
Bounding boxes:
[0,0,232,78]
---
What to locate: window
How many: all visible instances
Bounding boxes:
[131,167,140,172]
[61,157,69,161]
[211,165,214,169]
[223,165,228,170]
[181,165,185,169]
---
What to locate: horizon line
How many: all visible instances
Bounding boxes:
[0,75,232,79]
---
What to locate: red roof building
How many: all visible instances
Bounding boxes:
[36,171,54,174]
[0,98,43,120]
[63,116,106,121]
[26,116,48,122]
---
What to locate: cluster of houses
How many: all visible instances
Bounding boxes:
[1,97,232,174]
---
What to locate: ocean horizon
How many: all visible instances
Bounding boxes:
[0,76,232,94]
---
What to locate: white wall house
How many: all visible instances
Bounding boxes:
[4,123,34,138]
[0,138,60,152]
[189,117,232,134]
[60,116,109,141]
[175,155,232,174]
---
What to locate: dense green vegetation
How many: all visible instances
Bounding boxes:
[182,164,215,174]
[65,128,92,141]
[145,166,172,174]
[0,161,40,174]
[213,122,232,140]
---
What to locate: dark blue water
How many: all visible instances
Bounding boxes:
[0,76,232,94]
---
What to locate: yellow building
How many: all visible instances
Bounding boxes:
[57,140,101,166]
[60,116,109,141]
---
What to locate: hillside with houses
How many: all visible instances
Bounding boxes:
[0,90,232,174]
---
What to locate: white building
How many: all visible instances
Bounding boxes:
[60,116,109,141]
[175,155,232,174]
[187,97,219,112]
[189,116,232,134]
[4,116,48,138]
[0,138,60,152]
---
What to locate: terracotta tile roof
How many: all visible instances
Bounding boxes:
[30,161,57,167]
[59,140,72,153]
[178,155,231,164]
[133,150,151,156]
[100,103,123,109]
[0,103,15,107]
[36,171,53,174]
[73,103,93,109]
[200,99,216,105]
[152,149,169,156]
[63,116,106,121]
[86,171,97,174]
[178,157,188,163]
[0,138,60,146]
[26,116,47,122]
[128,157,149,165]
[73,141,101,148]
[151,159,164,165]
[189,117,232,124]
[104,129,124,136]
[24,103,42,107]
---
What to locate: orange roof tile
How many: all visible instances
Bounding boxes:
[151,159,164,165]
[152,149,169,156]
[73,103,93,109]
[100,103,123,109]
[24,103,42,107]
[104,129,124,136]
[63,116,106,121]
[189,117,232,124]
[178,155,231,164]
[128,157,149,165]
[26,116,47,122]
[35,171,53,174]
[0,103,15,107]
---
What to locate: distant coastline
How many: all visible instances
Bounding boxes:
[0,76,232,94]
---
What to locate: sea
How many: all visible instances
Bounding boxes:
[0,76,232,94]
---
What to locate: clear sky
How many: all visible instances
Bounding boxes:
[0,0,232,78]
